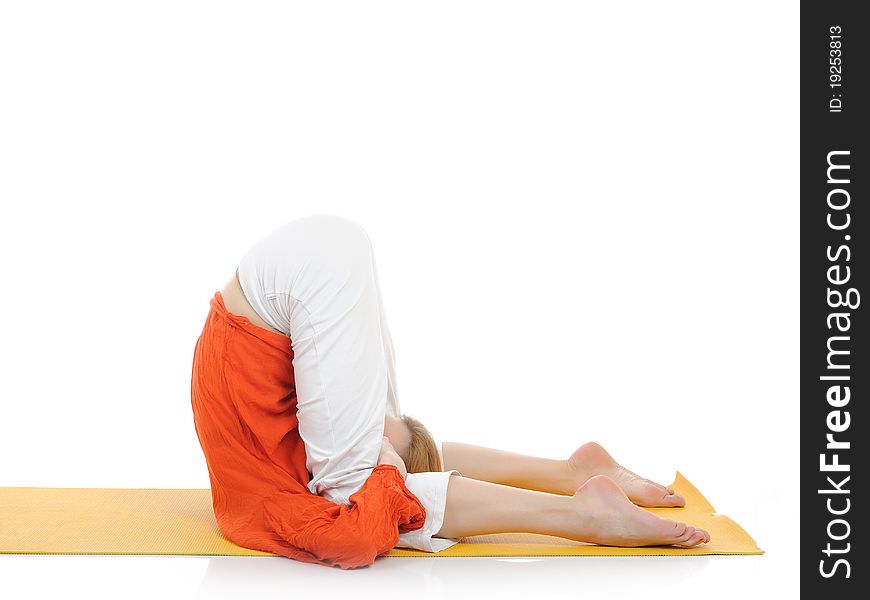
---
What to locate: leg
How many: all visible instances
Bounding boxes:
[442,441,576,496]
[442,441,685,508]
[436,474,710,547]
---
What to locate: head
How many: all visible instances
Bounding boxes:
[383,414,442,473]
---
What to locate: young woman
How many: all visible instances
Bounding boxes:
[190,214,709,570]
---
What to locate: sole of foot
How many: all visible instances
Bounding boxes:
[569,441,686,508]
[571,474,710,547]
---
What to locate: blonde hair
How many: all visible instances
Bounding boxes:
[401,414,442,473]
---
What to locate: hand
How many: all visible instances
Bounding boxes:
[378,436,408,479]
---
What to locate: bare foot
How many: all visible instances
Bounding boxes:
[570,475,710,547]
[568,442,685,508]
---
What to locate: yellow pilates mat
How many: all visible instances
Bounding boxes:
[0,472,761,557]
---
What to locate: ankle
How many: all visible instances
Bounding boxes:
[555,459,584,495]
[539,493,579,538]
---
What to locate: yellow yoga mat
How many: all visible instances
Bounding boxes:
[0,472,761,558]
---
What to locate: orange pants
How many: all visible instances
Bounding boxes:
[190,291,426,569]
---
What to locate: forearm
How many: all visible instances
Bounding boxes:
[261,465,426,569]
[441,441,576,496]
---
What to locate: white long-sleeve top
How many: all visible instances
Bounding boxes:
[237,215,461,552]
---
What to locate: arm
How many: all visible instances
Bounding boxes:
[260,464,426,569]
[441,441,577,496]
[378,436,408,478]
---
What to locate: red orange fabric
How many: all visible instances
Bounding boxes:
[190,291,426,569]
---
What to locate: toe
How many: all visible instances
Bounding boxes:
[671,521,687,537]
[677,526,696,544]
[674,530,704,548]
[688,530,706,547]
[635,481,684,507]
[641,481,686,507]
[667,491,686,507]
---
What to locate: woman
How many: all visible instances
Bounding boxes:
[190,215,709,570]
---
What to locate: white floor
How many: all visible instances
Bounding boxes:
[1,466,798,600]
[0,548,793,600]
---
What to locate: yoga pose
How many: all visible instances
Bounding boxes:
[190,215,709,569]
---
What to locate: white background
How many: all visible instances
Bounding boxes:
[0,1,798,598]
